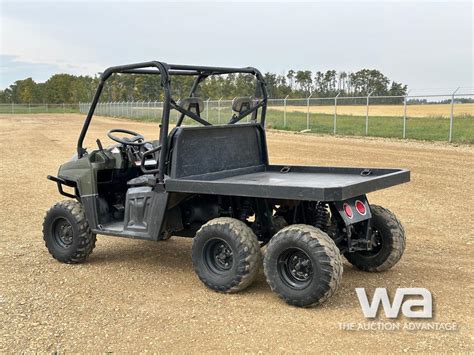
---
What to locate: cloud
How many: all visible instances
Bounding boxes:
[0,55,61,88]
[0,1,472,92]
[1,15,103,78]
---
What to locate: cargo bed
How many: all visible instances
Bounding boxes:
[165,165,410,201]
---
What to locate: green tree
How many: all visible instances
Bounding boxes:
[286,70,295,90]
[349,69,390,95]
[295,70,313,95]
[1,67,409,104]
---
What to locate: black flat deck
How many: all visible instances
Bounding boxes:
[165,165,410,201]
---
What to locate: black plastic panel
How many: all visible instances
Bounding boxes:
[169,124,267,179]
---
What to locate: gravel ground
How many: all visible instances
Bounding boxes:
[1,114,473,352]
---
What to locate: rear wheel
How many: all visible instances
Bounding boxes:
[264,224,343,307]
[192,217,261,293]
[344,205,405,272]
[43,200,96,263]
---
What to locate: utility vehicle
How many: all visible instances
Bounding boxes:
[44,61,409,307]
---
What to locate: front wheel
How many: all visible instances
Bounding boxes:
[344,205,406,272]
[263,225,343,307]
[43,200,96,263]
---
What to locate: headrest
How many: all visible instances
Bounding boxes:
[232,97,253,113]
[178,97,204,114]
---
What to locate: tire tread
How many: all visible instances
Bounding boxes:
[192,217,261,293]
[43,200,96,264]
[264,224,343,307]
[345,205,406,272]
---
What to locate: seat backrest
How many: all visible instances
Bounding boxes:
[232,97,252,113]
[232,97,258,122]
[168,123,267,179]
[178,97,204,116]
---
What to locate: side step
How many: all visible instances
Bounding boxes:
[96,221,155,240]
[100,221,124,233]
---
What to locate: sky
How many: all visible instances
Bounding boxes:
[1,0,473,95]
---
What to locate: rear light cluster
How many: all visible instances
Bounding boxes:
[343,200,367,219]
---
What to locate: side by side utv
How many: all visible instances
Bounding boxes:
[44,61,410,307]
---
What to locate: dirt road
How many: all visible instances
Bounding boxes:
[1,114,472,352]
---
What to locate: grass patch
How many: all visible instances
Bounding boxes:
[264,110,474,144]
[0,105,79,114]
[1,105,472,143]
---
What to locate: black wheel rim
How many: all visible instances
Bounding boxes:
[203,239,234,274]
[277,248,313,289]
[52,217,74,248]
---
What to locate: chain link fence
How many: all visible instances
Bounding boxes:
[0,103,80,114]
[1,92,472,143]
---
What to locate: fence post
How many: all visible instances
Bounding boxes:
[63,103,65,113]
[334,93,340,135]
[449,87,460,142]
[365,91,373,136]
[306,93,313,130]
[12,102,14,114]
[403,95,408,139]
[284,95,289,128]
[176,98,180,121]
[218,97,223,124]
[29,102,31,114]
[403,91,411,139]
[46,104,48,113]
[206,98,210,122]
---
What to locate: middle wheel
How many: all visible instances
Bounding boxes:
[192,217,261,293]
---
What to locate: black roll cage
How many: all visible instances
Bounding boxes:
[77,61,268,183]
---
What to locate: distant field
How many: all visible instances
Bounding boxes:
[263,111,474,144]
[1,102,472,143]
[270,103,474,118]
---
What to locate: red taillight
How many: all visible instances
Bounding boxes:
[343,203,353,219]
[355,200,366,215]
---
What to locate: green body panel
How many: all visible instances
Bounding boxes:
[57,150,126,196]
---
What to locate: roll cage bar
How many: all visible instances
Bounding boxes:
[77,61,268,183]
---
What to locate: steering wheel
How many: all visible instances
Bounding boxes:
[107,128,145,146]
